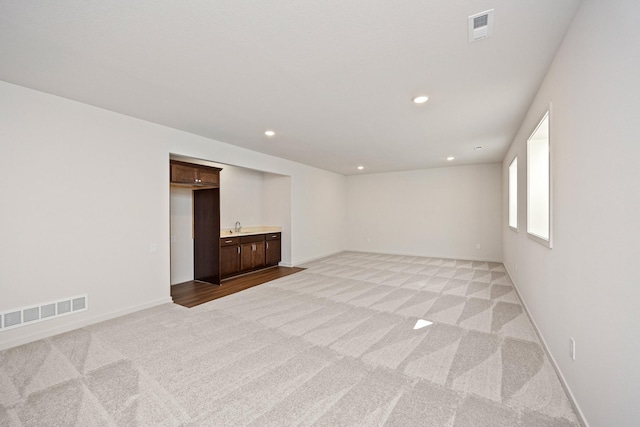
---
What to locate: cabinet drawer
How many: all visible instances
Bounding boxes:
[220,237,240,246]
[265,232,281,241]
[240,234,265,244]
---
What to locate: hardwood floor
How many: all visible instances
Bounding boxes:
[171,266,305,308]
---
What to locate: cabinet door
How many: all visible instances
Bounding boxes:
[240,242,254,271]
[240,241,266,271]
[220,244,240,278]
[193,188,220,284]
[197,168,219,186]
[171,162,198,184]
[253,241,265,269]
[265,239,281,266]
[170,160,221,187]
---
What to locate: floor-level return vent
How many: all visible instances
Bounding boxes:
[0,295,88,331]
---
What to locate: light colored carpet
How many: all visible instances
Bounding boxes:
[0,252,581,426]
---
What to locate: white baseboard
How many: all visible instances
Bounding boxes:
[0,296,173,351]
[344,248,503,264]
[504,265,589,427]
[292,250,347,267]
[293,249,502,268]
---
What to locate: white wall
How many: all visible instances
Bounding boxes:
[169,187,194,284]
[0,81,172,350]
[263,174,292,266]
[0,80,347,350]
[215,163,265,230]
[502,1,640,425]
[347,164,502,261]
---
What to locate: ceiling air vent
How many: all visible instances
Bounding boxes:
[468,9,494,42]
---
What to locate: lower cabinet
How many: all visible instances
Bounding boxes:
[220,237,240,278]
[240,235,265,271]
[220,232,281,279]
[265,233,281,266]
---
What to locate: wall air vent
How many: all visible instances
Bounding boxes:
[468,9,494,42]
[0,294,88,332]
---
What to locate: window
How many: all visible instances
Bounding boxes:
[527,111,551,247]
[508,157,518,230]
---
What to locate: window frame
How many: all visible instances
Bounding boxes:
[526,107,552,248]
[508,156,518,231]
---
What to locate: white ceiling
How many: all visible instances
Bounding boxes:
[0,0,581,175]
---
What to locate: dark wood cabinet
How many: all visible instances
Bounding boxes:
[265,233,281,266]
[220,232,280,279]
[220,237,240,278]
[170,160,220,187]
[240,235,265,272]
[170,159,222,285]
[197,168,220,186]
[193,188,220,284]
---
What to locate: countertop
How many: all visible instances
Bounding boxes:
[220,226,282,238]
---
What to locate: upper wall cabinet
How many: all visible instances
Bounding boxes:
[170,160,221,188]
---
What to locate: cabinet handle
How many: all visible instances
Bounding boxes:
[266,242,269,249]
[272,235,277,238]
[237,246,240,254]
[226,240,232,243]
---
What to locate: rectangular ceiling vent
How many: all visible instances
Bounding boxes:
[0,294,88,332]
[468,9,494,42]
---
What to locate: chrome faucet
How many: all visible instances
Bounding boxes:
[234,221,241,233]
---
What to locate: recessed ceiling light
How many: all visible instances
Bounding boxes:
[357,166,364,170]
[412,95,429,104]
[474,146,483,151]
[265,130,275,136]
[446,156,455,161]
